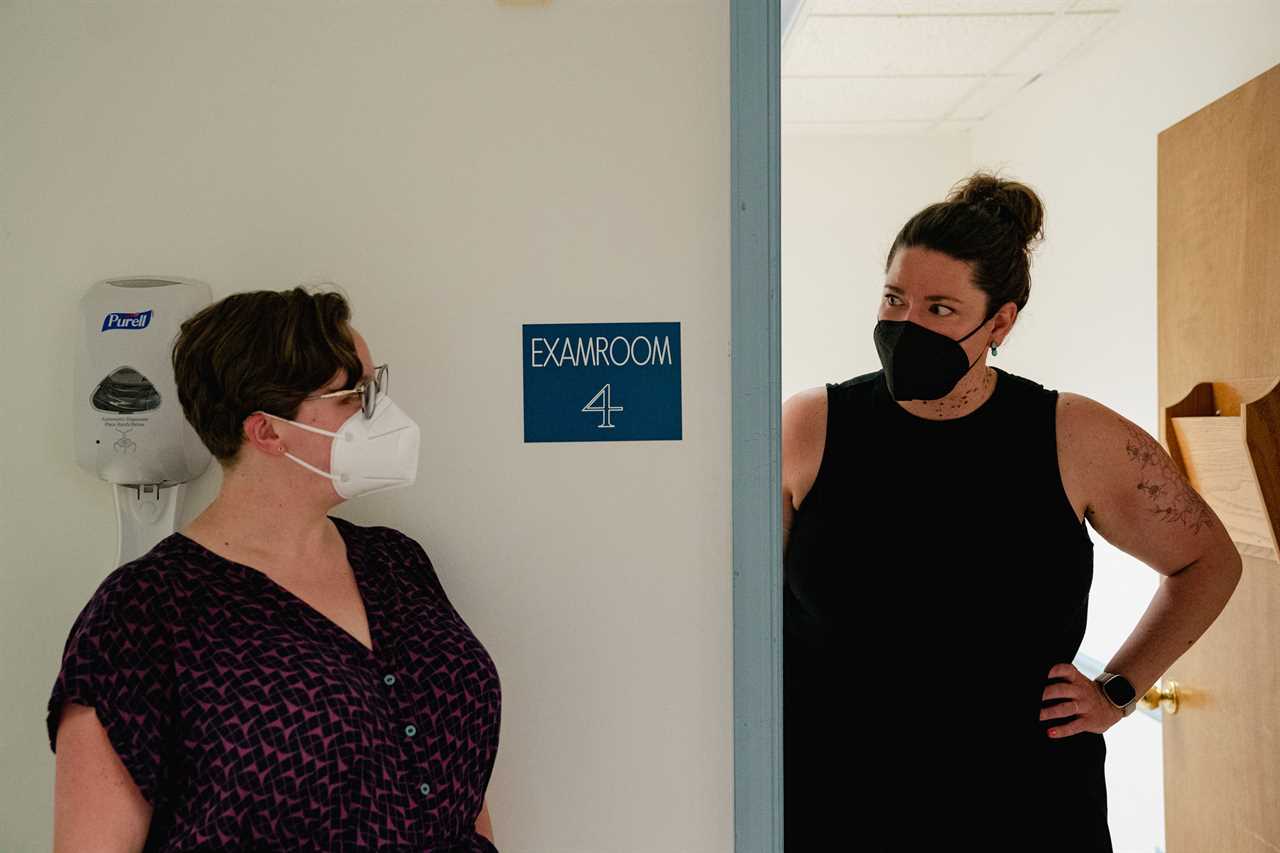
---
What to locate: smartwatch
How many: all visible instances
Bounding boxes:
[1095,671,1140,717]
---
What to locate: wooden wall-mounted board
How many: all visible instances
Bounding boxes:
[1157,62,1280,852]
[1165,377,1280,562]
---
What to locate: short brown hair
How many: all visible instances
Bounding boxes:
[886,171,1045,318]
[171,286,363,465]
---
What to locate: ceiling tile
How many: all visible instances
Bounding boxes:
[785,14,1049,76]
[782,0,1127,132]
[783,120,938,136]
[1069,0,1123,10]
[1001,12,1114,73]
[782,76,976,123]
[948,74,1034,118]
[932,119,982,134]
[811,0,1067,13]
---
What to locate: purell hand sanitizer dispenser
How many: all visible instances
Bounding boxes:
[76,278,213,566]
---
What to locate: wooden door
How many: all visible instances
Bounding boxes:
[1157,62,1280,852]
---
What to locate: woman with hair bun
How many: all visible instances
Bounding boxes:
[781,173,1240,850]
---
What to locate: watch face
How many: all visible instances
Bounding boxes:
[1103,676,1137,706]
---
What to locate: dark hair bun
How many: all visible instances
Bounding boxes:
[947,171,1045,246]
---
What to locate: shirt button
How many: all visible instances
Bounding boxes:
[404,724,417,737]
[419,782,431,796]
[383,674,396,686]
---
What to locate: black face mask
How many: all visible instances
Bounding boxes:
[873,315,993,401]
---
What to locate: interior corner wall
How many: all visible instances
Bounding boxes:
[966,1,1280,848]
[0,3,733,851]
[781,131,972,400]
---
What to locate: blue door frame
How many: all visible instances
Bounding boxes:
[731,1,782,851]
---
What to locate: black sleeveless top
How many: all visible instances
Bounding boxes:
[783,366,1112,851]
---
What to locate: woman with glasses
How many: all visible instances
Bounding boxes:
[47,287,502,851]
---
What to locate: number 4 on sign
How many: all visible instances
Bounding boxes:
[582,384,623,429]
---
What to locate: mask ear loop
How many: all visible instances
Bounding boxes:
[967,305,1005,351]
[973,307,1003,357]
[956,312,994,344]
[281,451,345,483]
[259,412,351,441]
[257,412,352,485]
[954,311,1000,370]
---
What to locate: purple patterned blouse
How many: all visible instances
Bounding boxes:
[47,517,502,852]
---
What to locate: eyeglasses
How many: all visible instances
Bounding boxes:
[305,364,389,419]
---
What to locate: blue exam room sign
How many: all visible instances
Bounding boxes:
[522,323,682,443]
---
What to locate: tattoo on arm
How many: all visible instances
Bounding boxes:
[1122,422,1213,535]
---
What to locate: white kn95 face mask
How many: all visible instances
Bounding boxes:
[260,396,421,500]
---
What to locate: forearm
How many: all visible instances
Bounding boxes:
[475,800,494,844]
[1104,546,1243,697]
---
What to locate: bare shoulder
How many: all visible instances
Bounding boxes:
[1054,391,1104,450]
[1054,391,1145,489]
[783,385,828,427]
[1055,391,1155,469]
[782,386,828,509]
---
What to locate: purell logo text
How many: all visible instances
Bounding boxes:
[101,310,153,331]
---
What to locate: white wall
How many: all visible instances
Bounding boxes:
[782,2,1280,851]
[0,3,732,851]
[781,132,971,399]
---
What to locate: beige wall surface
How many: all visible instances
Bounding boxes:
[0,2,732,851]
